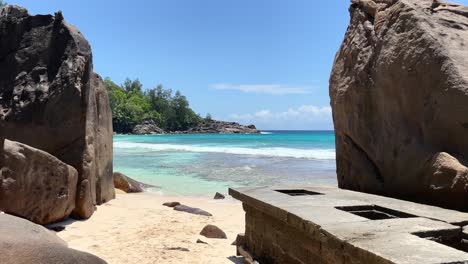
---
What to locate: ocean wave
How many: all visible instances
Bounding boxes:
[260,131,273,135]
[114,142,336,160]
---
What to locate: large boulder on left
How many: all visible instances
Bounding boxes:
[0,213,107,264]
[0,139,78,225]
[0,6,114,219]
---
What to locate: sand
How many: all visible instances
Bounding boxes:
[56,191,245,264]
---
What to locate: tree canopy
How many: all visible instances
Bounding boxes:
[104,78,201,133]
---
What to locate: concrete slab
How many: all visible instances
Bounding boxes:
[230,185,468,263]
[230,185,468,225]
[351,233,468,264]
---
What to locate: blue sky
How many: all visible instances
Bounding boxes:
[8,0,468,130]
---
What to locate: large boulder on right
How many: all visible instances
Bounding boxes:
[0,213,107,264]
[330,0,468,210]
[0,6,114,219]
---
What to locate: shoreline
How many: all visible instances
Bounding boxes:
[55,191,245,264]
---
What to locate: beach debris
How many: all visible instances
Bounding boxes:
[173,205,212,216]
[164,247,190,252]
[163,202,181,208]
[196,239,208,244]
[214,192,225,200]
[200,224,227,239]
[113,172,152,193]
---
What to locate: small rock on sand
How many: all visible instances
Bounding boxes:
[163,202,181,208]
[196,239,208,244]
[164,247,190,252]
[200,224,227,239]
[214,192,225,200]
[47,226,66,232]
[174,205,212,216]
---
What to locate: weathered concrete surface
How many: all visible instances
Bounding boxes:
[230,185,468,263]
[329,0,468,211]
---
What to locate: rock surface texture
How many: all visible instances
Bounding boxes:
[162,201,181,208]
[0,213,107,264]
[214,192,225,200]
[330,0,468,210]
[199,224,227,239]
[132,119,165,135]
[0,139,78,224]
[113,172,144,193]
[173,204,213,216]
[173,120,260,134]
[0,6,114,221]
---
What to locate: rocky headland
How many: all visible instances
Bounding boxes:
[330,0,468,210]
[131,118,261,135]
[170,119,260,134]
[131,119,165,135]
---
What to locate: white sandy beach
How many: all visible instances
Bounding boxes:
[57,191,245,264]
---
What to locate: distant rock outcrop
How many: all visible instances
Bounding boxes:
[0,6,114,222]
[173,120,260,134]
[0,213,107,264]
[330,0,468,210]
[132,119,165,135]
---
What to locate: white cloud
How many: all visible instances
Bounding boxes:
[229,105,333,130]
[211,83,312,95]
[230,105,331,121]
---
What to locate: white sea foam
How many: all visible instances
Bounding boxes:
[242,165,253,171]
[114,142,336,160]
[260,131,273,135]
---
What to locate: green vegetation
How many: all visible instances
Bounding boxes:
[104,78,202,133]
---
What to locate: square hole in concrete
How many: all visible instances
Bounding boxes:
[413,231,468,253]
[335,205,417,220]
[275,189,323,196]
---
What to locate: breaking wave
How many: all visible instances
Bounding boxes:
[114,142,335,160]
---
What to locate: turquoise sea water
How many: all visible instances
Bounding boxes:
[113,131,337,196]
